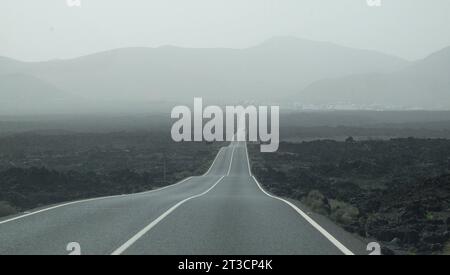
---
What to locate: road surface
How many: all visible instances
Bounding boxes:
[0,141,367,255]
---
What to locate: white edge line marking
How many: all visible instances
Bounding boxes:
[202,147,224,176]
[244,142,354,256]
[0,177,191,226]
[111,175,225,255]
[0,194,124,225]
[0,146,228,226]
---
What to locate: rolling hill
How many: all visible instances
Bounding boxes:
[0,74,82,114]
[296,46,450,109]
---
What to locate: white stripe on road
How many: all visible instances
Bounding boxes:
[112,144,235,255]
[111,176,226,255]
[227,145,236,176]
[244,142,354,255]
[202,147,225,176]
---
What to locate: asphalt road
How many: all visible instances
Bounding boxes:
[0,141,367,255]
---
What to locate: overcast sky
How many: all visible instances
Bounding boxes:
[1,0,449,62]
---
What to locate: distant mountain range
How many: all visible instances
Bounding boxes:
[297,45,450,110]
[0,36,448,114]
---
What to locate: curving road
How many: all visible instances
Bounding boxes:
[0,141,367,255]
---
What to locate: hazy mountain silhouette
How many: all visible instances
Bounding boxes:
[297,46,450,109]
[0,37,414,114]
[0,57,26,75]
[0,74,84,114]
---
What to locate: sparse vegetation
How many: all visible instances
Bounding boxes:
[0,201,18,217]
[249,138,450,254]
